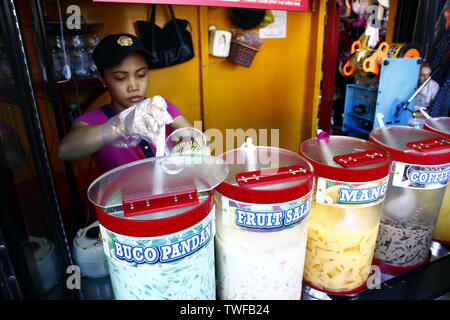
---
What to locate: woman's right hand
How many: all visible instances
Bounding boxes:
[101,96,174,148]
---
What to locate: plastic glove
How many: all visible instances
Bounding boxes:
[101,95,174,148]
[378,0,389,8]
[365,26,379,49]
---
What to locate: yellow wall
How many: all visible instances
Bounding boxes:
[42,0,325,172]
[200,4,325,154]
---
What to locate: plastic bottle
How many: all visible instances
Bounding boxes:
[69,101,81,123]
[70,29,89,78]
[51,35,66,81]
[85,25,100,77]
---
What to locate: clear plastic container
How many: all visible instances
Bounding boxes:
[70,31,89,78]
[423,117,450,244]
[370,126,450,274]
[300,135,392,295]
[164,127,207,156]
[215,140,314,300]
[88,154,228,299]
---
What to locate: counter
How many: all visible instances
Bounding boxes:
[78,241,450,300]
[303,241,450,300]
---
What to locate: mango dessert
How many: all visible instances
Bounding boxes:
[303,202,381,292]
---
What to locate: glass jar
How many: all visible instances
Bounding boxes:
[88,154,228,299]
[423,117,450,244]
[215,140,314,300]
[370,126,450,274]
[300,135,392,295]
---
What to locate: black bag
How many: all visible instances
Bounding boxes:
[137,5,194,69]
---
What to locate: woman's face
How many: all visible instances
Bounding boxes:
[418,66,431,85]
[101,52,149,112]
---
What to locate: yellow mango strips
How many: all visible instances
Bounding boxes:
[303,202,380,292]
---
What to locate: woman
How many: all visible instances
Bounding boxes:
[57,33,191,174]
[411,62,440,119]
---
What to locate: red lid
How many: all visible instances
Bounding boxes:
[95,191,214,237]
[87,154,228,237]
[369,126,450,165]
[424,117,450,139]
[216,145,314,204]
[300,136,392,182]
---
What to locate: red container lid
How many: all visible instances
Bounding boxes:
[88,154,228,237]
[369,126,450,166]
[300,135,392,182]
[216,142,314,204]
[424,117,450,139]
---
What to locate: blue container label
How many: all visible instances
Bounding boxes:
[100,210,214,267]
[219,191,312,232]
[391,162,450,190]
[315,175,390,208]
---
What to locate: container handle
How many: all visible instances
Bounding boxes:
[122,188,199,217]
[406,138,450,153]
[240,137,258,171]
[317,129,330,140]
[333,150,390,168]
[236,165,311,188]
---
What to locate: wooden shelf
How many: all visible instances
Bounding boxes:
[33,77,107,131]
[56,77,104,91]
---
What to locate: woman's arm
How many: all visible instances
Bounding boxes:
[170,115,192,131]
[58,114,192,161]
[57,121,106,161]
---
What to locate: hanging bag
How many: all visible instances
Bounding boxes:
[137,5,194,69]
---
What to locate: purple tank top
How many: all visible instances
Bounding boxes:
[73,98,183,174]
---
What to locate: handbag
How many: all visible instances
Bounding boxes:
[137,5,194,69]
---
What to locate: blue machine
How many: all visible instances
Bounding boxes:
[342,58,422,137]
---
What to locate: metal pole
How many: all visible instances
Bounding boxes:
[403,64,442,110]
[318,0,341,134]
[1,0,80,299]
[29,0,82,246]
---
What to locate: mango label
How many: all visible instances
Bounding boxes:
[316,176,389,208]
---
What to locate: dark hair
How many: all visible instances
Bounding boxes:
[97,50,149,78]
[421,61,431,69]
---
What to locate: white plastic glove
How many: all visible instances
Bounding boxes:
[101,95,174,148]
[365,26,380,49]
[378,0,389,9]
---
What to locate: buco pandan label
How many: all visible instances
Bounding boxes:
[391,162,450,190]
[315,176,389,208]
[99,213,213,267]
[219,191,312,232]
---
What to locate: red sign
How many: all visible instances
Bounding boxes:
[93,0,308,12]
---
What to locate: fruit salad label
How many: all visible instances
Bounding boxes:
[220,191,312,232]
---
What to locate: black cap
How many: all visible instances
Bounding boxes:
[93,33,151,73]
